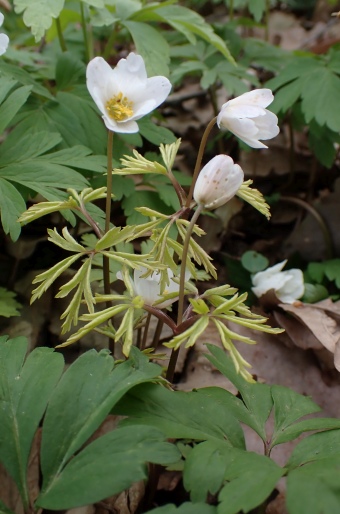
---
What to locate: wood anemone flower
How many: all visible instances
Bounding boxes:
[86,53,171,133]
[0,13,9,56]
[193,154,244,210]
[252,260,305,304]
[217,89,279,149]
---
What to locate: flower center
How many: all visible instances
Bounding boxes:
[106,92,134,121]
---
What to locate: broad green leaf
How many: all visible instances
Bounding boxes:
[0,178,26,241]
[0,337,64,508]
[184,441,229,502]
[55,52,86,91]
[38,426,179,509]
[0,288,21,317]
[13,0,65,42]
[40,348,162,492]
[81,0,105,7]
[248,0,266,21]
[115,0,142,20]
[114,382,245,448]
[0,62,54,100]
[0,131,62,166]
[0,85,32,134]
[138,117,176,145]
[308,122,339,168]
[287,429,340,469]
[132,5,234,62]
[270,385,320,448]
[307,262,325,283]
[302,283,329,304]
[286,457,340,514]
[204,344,273,440]
[0,76,17,104]
[123,21,170,76]
[241,250,268,273]
[324,259,340,288]
[217,451,284,514]
[145,504,217,514]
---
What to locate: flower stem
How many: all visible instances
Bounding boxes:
[186,117,217,208]
[229,0,234,20]
[103,25,119,61]
[55,17,67,52]
[166,204,204,382]
[80,1,90,62]
[103,131,114,329]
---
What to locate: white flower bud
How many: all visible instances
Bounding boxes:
[193,155,244,210]
[252,260,304,304]
[217,89,279,149]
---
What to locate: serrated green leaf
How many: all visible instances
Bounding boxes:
[324,259,340,288]
[114,382,245,448]
[138,117,176,146]
[132,5,234,63]
[303,283,329,304]
[55,52,86,91]
[204,345,273,441]
[0,337,64,508]
[0,85,32,134]
[39,348,162,493]
[13,0,65,42]
[248,0,266,22]
[144,503,217,514]
[38,425,178,509]
[0,62,54,100]
[287,429,340,469]
[286,456,340,514]
[0,131,62,166]
[0,178,26,241]
[0,288,22,317]
[123,21,170,76]
[218,450,284,514]
[184,440,229,502]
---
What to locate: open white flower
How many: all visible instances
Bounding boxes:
[0,13,9,56]
[118,267,184,309]
[217,89,279,149]
[194,155,244,210]
[252,260,304,304]
[86,53,171,133]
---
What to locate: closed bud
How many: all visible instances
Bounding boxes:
[194,155,244,210]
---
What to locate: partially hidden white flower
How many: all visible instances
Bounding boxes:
[118,267,185,309]
[217,89,279,149]
[251,260,304,304]
[0,13,9,56]
[86,53,171,133]
[194,154,244,210]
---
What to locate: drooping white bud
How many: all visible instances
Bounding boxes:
[194,155,244,210]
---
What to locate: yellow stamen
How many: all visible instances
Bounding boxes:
[106,92,134,121]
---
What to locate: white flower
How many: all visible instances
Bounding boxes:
[86,53,171,133]
[118,267,184,308]
[0,13,9,56]
[217,89,279,149]
[194,154,244,210]
[252,260,304,304]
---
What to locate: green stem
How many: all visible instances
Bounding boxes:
[103,25,118,61]
[103,131,113,299]
[265,0,270,42]
[229,0,234,20]
[80,1,90,62]
[186,117,217,209]
[140,312,152,350]
[55,17,67,52]
[166,204,204,382]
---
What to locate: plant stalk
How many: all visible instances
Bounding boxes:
[166,204,204,382]
[55,17,67,52]
[80,1,90,62]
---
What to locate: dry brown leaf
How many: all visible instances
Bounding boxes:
[0,463,23,514]
[279,303,340,354]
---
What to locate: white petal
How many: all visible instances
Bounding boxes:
[0,33,8,55]
[129,76,172,120]
[277,269,304,303]
[220,102,267,120]
[228,89,274,109]
[254,111,279,140]
[252,273,290,298]
[86,57,115,113]
[252,260,287,287]
[102,114,139,133]
[115,53,147,82]
[0,13,4,27]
